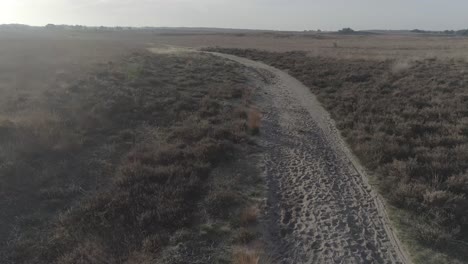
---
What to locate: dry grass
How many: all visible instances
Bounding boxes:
[233,247,261,264]
[208,47,468,263]
[5,28,466,263]
[240,206,260,226]
[149,33,468,61]
[247,108,262,135]
[0,50,262,263]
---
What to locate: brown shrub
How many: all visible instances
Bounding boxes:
[240,206,260,226]
[233,248,260,264]
[247,108,262,135]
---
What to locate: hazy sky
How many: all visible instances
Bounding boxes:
[1,0,468,31]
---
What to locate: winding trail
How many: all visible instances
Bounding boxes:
[209,52,412,264]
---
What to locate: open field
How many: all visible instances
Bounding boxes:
[3,27,468,62]
[151,33,468,61]
[2,28,468,263]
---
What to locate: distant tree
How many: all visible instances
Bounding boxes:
[411,29,427,33]
[338,28,355,34]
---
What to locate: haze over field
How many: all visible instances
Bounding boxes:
[2,1,468,263]
[2,0,468,31]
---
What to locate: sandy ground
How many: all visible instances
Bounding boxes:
[206,52,412,264]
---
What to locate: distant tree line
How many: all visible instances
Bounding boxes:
[411,28,468,36]
[338,27,355,34]
[45,24,135,31]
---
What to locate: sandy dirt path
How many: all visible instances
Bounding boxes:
[207,52,411,264]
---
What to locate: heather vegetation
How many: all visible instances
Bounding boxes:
[1,51,264,263]
[206,48,468,262]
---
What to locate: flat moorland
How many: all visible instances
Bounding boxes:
[153,33,468,60]
[206,47,468,264]
[3,28,468,263]
[1,49,264,263]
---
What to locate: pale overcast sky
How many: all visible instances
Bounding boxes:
[1,0,467,31]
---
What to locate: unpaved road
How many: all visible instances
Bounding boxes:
[208,52,411,264]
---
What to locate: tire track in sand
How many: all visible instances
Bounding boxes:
[209,52,412,264]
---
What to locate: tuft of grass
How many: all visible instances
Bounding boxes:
[235,228,257,244]
[247,108,262,135]
[240,206,260,226]
[233,247,261,264]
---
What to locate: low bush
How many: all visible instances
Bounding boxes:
[233,248,261,264]
[247,108,262,135]
[240,206,260,226]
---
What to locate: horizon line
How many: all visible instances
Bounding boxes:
[1,23,468,33]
